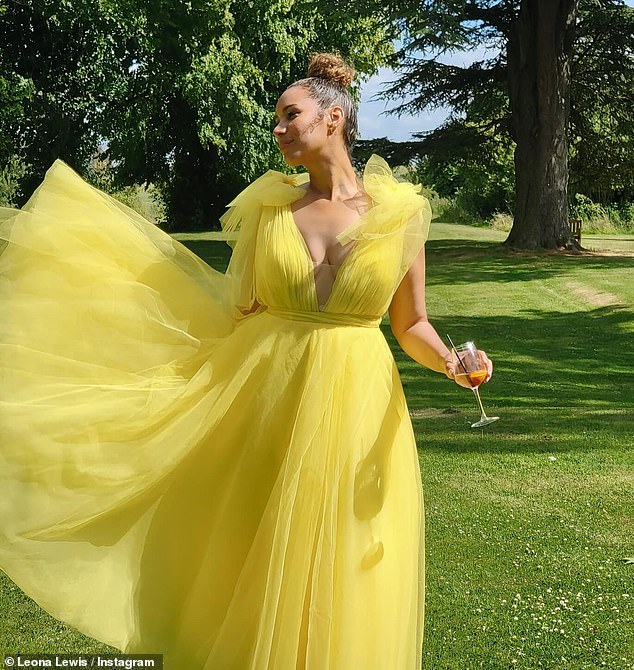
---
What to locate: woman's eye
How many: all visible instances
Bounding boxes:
[270,110,298,130]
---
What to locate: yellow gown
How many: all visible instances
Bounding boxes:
[0,155,432,669]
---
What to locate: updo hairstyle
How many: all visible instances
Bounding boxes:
[289,52,358,152]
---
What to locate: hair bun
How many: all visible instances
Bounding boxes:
[307,52,355,88]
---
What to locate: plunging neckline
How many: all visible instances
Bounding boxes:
[285,201,374,312]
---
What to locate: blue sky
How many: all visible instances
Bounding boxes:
[357,1,634,142]
[357,52,484,142]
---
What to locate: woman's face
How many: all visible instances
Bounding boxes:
[273,86,336,166]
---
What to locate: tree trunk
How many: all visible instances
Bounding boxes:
[506,0,579,250]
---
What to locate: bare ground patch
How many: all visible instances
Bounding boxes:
[566,280,626,308]
[409,407,461,419]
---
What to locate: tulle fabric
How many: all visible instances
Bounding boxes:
[0,155,431,669]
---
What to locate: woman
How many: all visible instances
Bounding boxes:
[0,53,492,668]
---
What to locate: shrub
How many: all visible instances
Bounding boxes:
[86,153,166,226]
[110,183,166,226]
[570,193,634,234]
[0,155,30,207]
[488,212,513,232]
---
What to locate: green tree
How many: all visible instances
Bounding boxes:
[354,0,633,249]
[102,1,392,229]
[0,0,392,229]
[0,0,139,191]
[569,0,634,203]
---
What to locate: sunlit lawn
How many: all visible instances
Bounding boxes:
[398,224,633,670]
[1,224,632,669]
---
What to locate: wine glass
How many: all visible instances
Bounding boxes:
[447,338,499,428]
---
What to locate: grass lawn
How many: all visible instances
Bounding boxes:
[1,223,632,669]
[402,224,633,669]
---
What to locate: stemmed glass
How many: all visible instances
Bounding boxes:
[447,336,499,428]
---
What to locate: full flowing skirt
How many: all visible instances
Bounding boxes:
[0,164,425,669]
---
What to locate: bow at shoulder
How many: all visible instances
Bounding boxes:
[336,154,432,245]
[220,170,309,242]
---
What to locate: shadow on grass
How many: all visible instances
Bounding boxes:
[391,305,633,408]
[425,239,634,287]
[179,239,232,273]
[388,303,634,454]
[180,236,634,290]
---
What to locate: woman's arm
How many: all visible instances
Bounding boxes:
[388,246,493,385]
[388,246,453,376]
